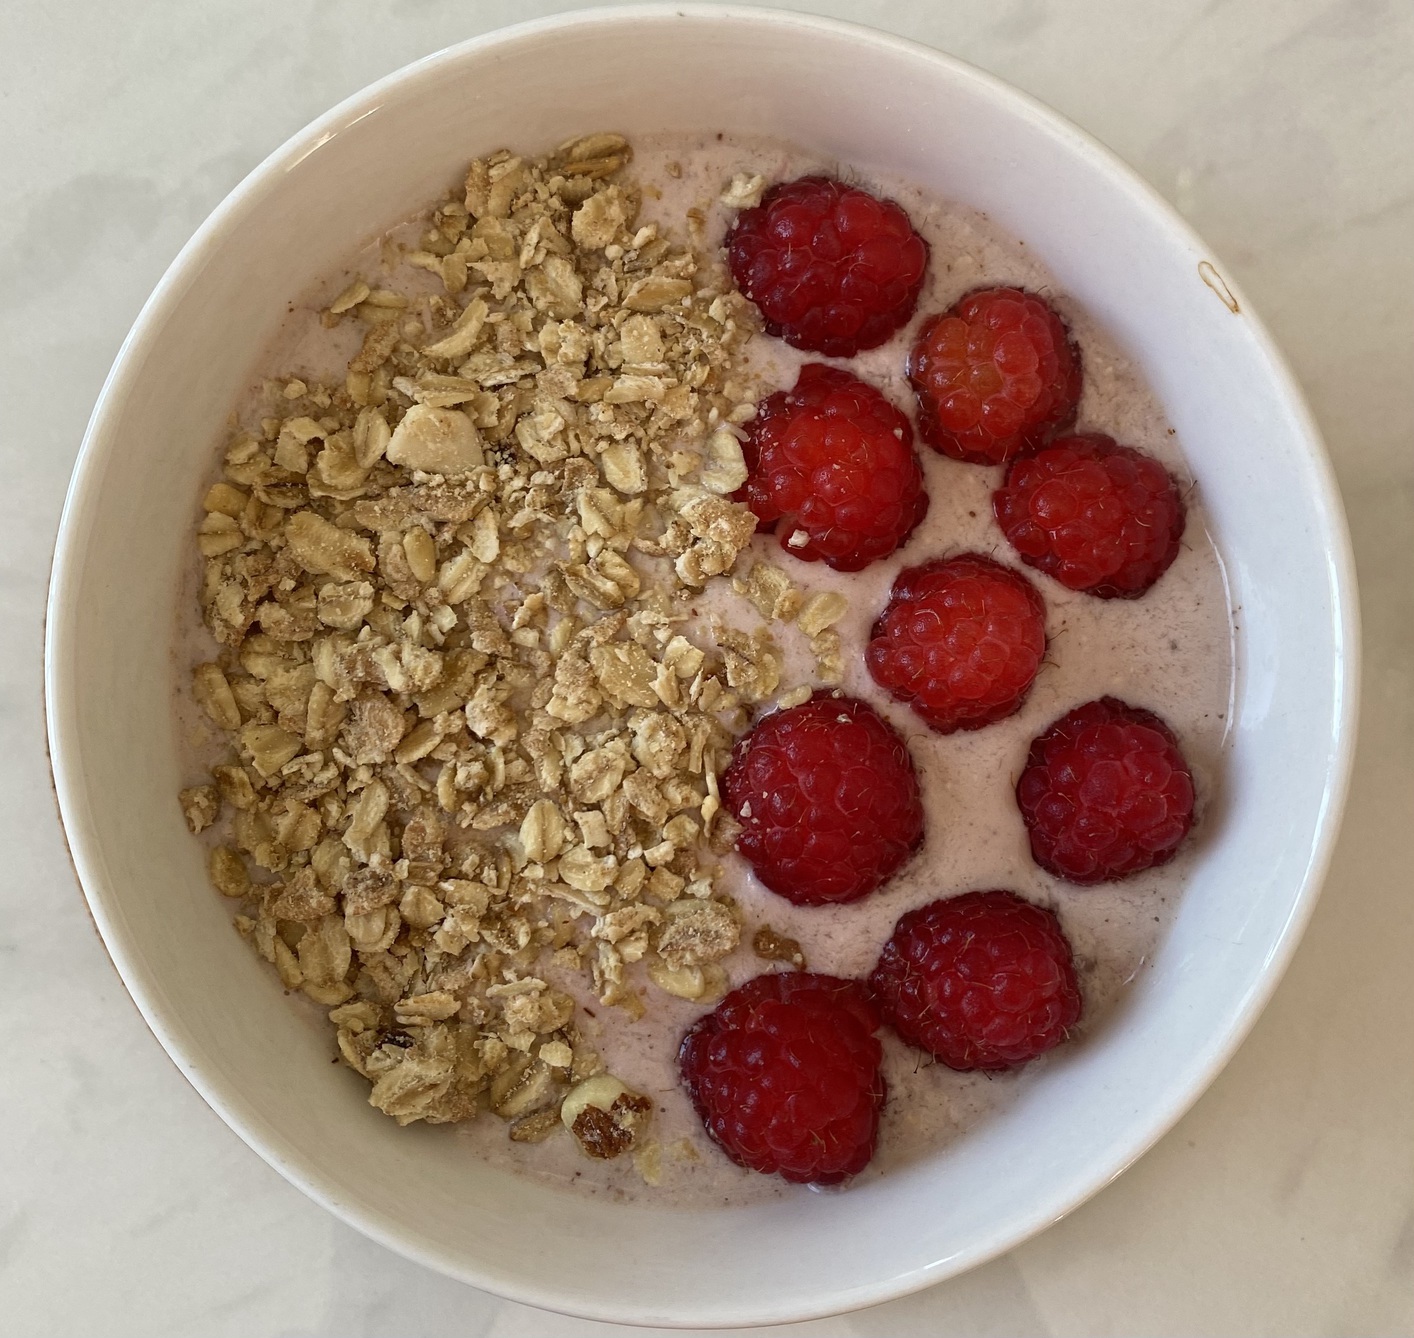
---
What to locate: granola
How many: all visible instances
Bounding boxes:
[181,135,839,1162]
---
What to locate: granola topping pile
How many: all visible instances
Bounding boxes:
[178,134,848,1156]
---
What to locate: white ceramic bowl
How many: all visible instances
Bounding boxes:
[47,6,1358,1327]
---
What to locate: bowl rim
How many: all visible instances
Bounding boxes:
[44,3,1361,1326]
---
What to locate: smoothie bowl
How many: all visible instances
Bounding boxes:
[45,6,1357,1327]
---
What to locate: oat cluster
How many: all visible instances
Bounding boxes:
[179,135,847,1152]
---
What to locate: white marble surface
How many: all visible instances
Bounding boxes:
[3,0,1411,1333]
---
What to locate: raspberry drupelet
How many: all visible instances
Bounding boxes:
[727,176,929,357]
[869,890,1082,1071]
[678,972,886,1185]
[866,553,1048,734]
[1017,697,1196,884]
[722,691,924,906]
[993,433,1187,598]
[909,286,1082,465]
[738,363,929,572]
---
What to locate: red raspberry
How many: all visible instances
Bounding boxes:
[993,433,1187,598]
[722,692,924,906]
[866,553,1047,734]
[1017,697,1196,884]
[727,176,929,357]
[739,363,929,571]
[869,890,1082,1071]
[908,287,1081,465]
[678,972,885,1184]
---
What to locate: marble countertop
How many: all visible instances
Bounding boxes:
[4,1,1412,1333]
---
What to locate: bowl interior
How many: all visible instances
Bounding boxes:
[47,7,1355,1327]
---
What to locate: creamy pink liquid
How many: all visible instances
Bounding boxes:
[179,133,1234,1209]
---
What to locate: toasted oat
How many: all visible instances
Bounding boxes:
[797,590,848,638]
[192,663,242,732]
[719,172,767,210]
[208,846,250,898]
[713,623,781,703]
[655,896,739,967]
[508,1108,563,1143]
[328,278,372,316]
[180,785,220,834]
[810,628,844,684]
[733,562,801,623]
[752,924,807,970]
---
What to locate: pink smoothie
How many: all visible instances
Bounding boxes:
[178,131,1234,1210]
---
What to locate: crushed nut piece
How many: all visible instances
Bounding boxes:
[386,405,484,474]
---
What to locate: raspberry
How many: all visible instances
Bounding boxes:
[993,433,1187,598]
[908,287,1081,465]
[739,363,929,571]
[866,553,1047,733]
[869,890,1082,1071]
[722,692,924,905]
[1017,697,1196,884]
[727,176,929,357]
[678,972,886,1184]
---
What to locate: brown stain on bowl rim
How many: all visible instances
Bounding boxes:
[1198,260,1240,314]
